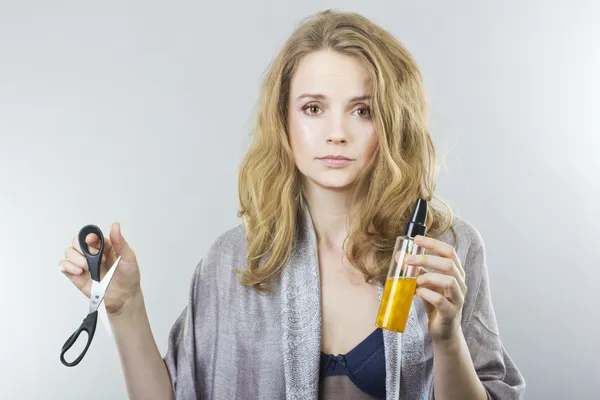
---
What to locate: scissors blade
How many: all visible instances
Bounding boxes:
[88,256,121,313]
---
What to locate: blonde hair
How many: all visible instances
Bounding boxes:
[237,9,454,291]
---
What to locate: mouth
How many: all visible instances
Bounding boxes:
[318,155,354,167]
[318,155,353,161]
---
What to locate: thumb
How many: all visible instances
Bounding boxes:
[110,222,136,262]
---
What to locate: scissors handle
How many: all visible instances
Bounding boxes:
[60,310,98,367]
[78,224,104,282]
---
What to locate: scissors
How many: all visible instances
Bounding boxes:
[60,224,121,367]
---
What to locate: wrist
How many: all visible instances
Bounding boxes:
[433,327,466,354]
[107,289,145,320]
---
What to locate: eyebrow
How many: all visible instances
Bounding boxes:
[296,93,371,102]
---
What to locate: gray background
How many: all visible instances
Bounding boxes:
[1,0,598,399]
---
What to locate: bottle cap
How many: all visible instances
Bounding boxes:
[404,198,428,238]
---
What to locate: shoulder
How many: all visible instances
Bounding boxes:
[437,214,488,282]
[179,222,251,312]
[445,214,485,255]
[204,222,248,263]
[194,221,248,281]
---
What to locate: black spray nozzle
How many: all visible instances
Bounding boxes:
[404,198,428,238]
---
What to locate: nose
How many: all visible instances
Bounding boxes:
[325,113,348,144]
[327,134,346,144]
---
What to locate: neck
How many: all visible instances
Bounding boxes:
[302,181,353,252]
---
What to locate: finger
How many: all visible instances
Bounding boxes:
[103,236,114,257]
[414,236,465,279]
[72,234,95,255]
[109,222,136,263]
[84,233,102,255]
[64,247,88,271]
[90,234,114,257]
[59,260,92,296]
[65,245,107,271]
[407,254,467,294]
[415,286,456,318]
[58,259,83,275]
[65,247,106,270]
[414,235,455,258]
[71,232,102,253]
[71,232,112,258]
[416,272,464,305]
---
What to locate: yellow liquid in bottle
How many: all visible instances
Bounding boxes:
[376,277,417,332]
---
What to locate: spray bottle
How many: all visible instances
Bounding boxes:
[376,198,428,332]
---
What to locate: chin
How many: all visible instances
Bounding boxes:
[306,172,357,191]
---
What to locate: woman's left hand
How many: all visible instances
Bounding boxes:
[405,235,467,344]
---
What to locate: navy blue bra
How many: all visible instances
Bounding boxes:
[319,327,386,399]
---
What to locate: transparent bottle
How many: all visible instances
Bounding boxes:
[376,198,428,333]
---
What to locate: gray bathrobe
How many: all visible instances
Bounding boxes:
[163,203,526,399]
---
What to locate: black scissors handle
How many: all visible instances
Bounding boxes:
[78,224,104,282]
[60,310,98,367]
[60,224,104,367]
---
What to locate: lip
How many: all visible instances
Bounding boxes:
[320,155,352,161]
[318,155,353,167]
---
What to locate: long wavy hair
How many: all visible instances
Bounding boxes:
[237,9,454,291]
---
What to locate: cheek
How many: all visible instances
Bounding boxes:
[360,129,379,160]
[288,114,319,159]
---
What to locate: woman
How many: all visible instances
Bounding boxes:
[59,9,525,400]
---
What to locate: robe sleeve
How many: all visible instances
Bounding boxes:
[461,227,526,399]
[163,258,204,399]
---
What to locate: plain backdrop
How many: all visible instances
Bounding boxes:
[1,0,599,399]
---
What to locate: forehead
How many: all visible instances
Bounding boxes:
[290,49,372,97]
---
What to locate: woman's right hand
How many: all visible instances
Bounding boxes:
[59,222,142,316]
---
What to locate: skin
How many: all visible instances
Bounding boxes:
[287,48,488,400]
[57,47,487,400]
[287,49,379,192]
[59,224,172,400]
[287,48,381,356]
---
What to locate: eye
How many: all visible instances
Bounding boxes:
[303,103,322,116]
[353,106,371,118]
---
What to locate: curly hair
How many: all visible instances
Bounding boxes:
[237,9,454,291]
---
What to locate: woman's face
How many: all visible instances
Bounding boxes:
[287,49,378,192]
